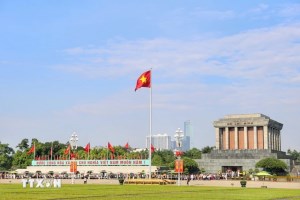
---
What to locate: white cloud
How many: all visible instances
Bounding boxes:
[57,23,300,85]
[280,3,300,18]
[191,8,236,20]
[244,3,300,21]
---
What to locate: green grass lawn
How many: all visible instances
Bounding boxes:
[0,184,300,200]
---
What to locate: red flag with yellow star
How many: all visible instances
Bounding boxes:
[27,145,35,155]
[135,70,151,91]
[64,145,71,155]
[108,142,115,153]
[151,144,155,153]
[124,142,129,149]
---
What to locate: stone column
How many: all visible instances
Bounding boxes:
[254,126,257,149]
[272,128,276,150]
[276,130,279,151]
[275,129,278,150]
[263,126,268,150]
[234,127,238,149]
[275,130,279,151]
[215,128,220,150]
[270,128,274,150]
[279,132,281,151]
[244,127,248,149]
[225,127,229,150]
[268,127,272,149]
[219,129,223,150]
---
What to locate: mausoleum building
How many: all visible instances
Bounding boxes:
[214,114,282,151]
[196,114,292,174]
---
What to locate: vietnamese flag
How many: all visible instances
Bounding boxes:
[64,145,71,155]
[27,145,35,155]
[135,70,151,91]
[124,142,129,150]
[108,142,115,153]
[110,153,115,160]
[151,144,155,153]
[70,152,76,159]
[84,143,90,153]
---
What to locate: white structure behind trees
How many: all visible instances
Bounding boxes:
[146,134,172,150]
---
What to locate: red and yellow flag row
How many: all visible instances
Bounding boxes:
[27,142,131,155]
[34,153,147,161]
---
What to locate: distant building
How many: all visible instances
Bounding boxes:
[171,141,176,150]
[181,136,190,152]
[146,134,172,150]
[184,120,193,137]
[184,120,193,149]
[214,114,282,150]
[197,114,292,173]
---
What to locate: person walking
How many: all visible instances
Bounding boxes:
[187,175,191,186]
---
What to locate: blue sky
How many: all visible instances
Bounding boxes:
[1,1,300,151]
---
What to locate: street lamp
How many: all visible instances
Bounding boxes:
[69,132,78,184]
[69,132,78,150]
[174,128,184,186]
[174,128,184,149]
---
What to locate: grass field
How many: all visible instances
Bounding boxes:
[0,184,300,200]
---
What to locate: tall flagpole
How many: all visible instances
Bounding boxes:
[34,142,36,160]
[107,144,109,161]
[149,68,152,179]
[51,142,53,161]
[88,143,90,160]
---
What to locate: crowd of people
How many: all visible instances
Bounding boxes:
[1,167,248,183]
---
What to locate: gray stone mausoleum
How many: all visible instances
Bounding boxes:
[196,114,292,173]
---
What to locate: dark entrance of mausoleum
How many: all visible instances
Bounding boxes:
[222,166,242,174]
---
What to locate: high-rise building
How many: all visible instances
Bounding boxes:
[146,134,172,150]
[183,120,193,149]
[181,136,190,151]
[184,120,193,137]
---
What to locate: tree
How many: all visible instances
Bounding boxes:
[201,146,214,154]
[255,157,288,175]
[184,148,202,159]
[52,141,67,158]
[156,150,175,166]
[182,157,199,174]
[152,154,164,166]
[12,150,31,169]
[0,142,14,170]
[16,139,29,151]
[114,146,128,158]
[43,142,52,158]
[287,149,300,161]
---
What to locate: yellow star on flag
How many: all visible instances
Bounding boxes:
[135,70,151,91]
[140,75,147,83]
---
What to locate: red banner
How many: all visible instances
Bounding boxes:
[70,161,77,173]
[175,160,183,173]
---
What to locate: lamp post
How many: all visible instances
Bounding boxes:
[70,132,78,151]
[174,128,184,186]
[69,132,78,184]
